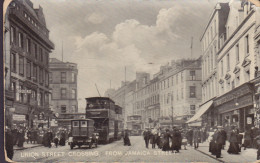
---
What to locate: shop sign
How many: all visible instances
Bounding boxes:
[218,94,253,114]
[214,84,252,107]
[13,114,26,121]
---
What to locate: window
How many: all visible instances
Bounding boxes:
[61,88,66,99]
[19,56,24,75]
[11,53,16,72]
[10,26,15,44]
[26,38,31,53]
[61,72,66,83]
[26,60,31,78]
[33,64,37,82]
[11,82,17,100]
[190,105,196,114]
[45,71,48,86]
[190,86,196,98]
[245,35,249,54]
[40,92,44,106]
[19,84,24,103]
[214,19,216,35]
[71,105,76,113]
[39,48,43,62]
[245,70,250,82]
[176,74,178,84]
[61,105,67,113]
[190,70,195,80]
[81,121,87,127]
[221,60,224,76]
[227,54,230,71]
[49,72,52,83]
[236,44,239,63]
[72,89,76,99]
[181,72,183,82]
[18,33,23,48]
[39,68,43,83]
[34,44,37,59]
[181,88,184,99]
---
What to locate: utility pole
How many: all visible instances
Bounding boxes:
[125,66,126,86]
[190,37,193,59]
[95,83,101,97]
[62,40,64,62]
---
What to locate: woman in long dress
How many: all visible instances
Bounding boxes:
[227,127,239,154]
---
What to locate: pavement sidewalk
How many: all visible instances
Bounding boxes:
[195,141,258,163]
[14,143,42,150]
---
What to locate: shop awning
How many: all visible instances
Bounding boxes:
[186,100,213,123]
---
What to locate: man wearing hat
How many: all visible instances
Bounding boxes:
[143,128,151,148]
[215,126,224,158]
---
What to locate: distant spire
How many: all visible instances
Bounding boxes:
[190,37,193,58]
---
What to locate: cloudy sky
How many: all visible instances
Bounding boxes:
[30,0,229,110]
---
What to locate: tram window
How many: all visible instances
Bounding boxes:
[73,121,79,127]
[81,121,87,127]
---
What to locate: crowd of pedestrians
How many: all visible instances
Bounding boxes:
[5,125,72,160]
[142,126,207,153]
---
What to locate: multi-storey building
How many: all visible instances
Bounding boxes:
[200,3,229,103]
[49,58,78,128]
[4,0,54,129]
[214,1,260,131]
[159,58,202,125]
[187,3,230,127]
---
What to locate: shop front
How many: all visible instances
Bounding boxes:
[214,83,254,132]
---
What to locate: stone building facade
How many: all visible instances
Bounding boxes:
[4,0,54,129]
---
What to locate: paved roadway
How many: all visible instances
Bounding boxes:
[13,136,218,162]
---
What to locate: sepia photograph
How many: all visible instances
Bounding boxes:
[2,0,260,162]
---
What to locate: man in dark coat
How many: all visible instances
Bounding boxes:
[5,127,14,160]
[220,127,227,150]
[186,128,193,146]
[11,126,18,146]
[215,126,224,158]
[143,129,151,148]
[193,128,200,149]
[46,129,53,148]
[227,126,239,154]
[162,129,171,151]
[171,127,182,153]
[123,130,131,146]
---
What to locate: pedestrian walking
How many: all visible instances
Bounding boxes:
[5,127,14,160]
[11,126,18,146]
[162,129,171,151]
[143,128,151,148]
[171,127,181,153]
[123,130,131,146]
[53,135,59,148]
[244,127,252,150]
[193,127,200,149]
[209,129,217,155]
[17,129,25,148]
[59,130,66,146]
[220,127,227,150]
[227,126,240,154]
[151,128,158,149]
[186,128,193,146]
[215,126,224,158]
[47,129,53,148]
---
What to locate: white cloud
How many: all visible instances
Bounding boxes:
[85,13,106,24]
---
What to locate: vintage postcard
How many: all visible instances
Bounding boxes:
[2,0,260,162]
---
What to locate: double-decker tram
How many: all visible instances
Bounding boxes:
[85,97,123,144]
